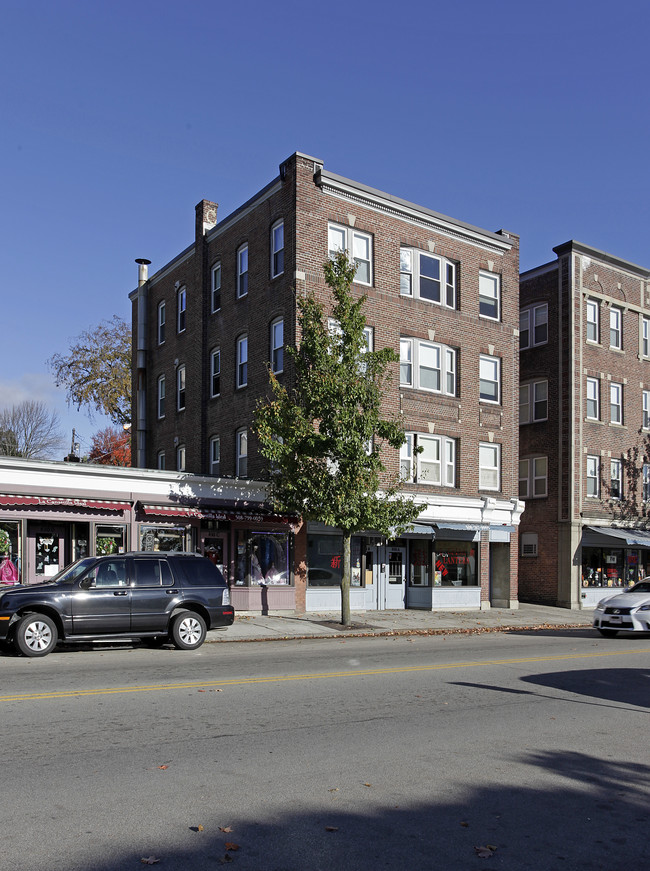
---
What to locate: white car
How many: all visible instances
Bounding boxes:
[593,579,650,636]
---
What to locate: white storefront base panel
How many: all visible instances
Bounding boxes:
[407,586,481,610]
[306,587,370,612]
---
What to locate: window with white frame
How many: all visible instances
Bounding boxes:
[519,379,548,424]
[271,220,284,278]
[209,436,220,476]
[643,390,650,429]
[236,428,248,478]
[400,248,456,308]
[586,455,599,497]
[177,287,186,333]
[177,365,186,411]
[237,244,248,298]
[211,262,221,312]
[157,450,165,471]
[610,382,623,424]
[270,318,284,373]
[157,375,166,419]
[610,458,622,500]
[400,433,456,486]
[479,443,500,491]
[519,457,548,499]
[328,223,372,285]
[236,335,248,387]
[157,301,166,345]
[586,299,599,343]
[644,464,650,502]
[643,316,650,357]
[479,271,500,320]
[400,338,456,396]
[479,355,501,404]
[176,444,186,472]
[210,348,220,398]
[520,303,548,349]
[586,377,599,420]
[610,307,622,349]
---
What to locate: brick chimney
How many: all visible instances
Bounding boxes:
[196,199,218,240]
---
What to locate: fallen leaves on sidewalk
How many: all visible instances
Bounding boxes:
[140,857,160,865]
[474,845,497,858]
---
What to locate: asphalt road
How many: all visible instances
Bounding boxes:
[1,629,649,871]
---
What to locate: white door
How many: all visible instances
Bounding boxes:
[376,546,406,609]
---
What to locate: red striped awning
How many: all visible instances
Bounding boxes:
[0,494,130,511]
[140,504,292,524]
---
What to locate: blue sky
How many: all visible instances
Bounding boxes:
[2,0,649,456]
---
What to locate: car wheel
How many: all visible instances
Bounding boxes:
[171,611,206,650]
[597,627,619,638]
[14,613,58,657]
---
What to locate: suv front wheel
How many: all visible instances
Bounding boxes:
[15,613,58,657]
[171,611,207,650]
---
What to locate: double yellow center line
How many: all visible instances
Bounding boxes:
[1,647,647,703]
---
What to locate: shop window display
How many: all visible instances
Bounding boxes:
[140,525,187,553]
[582,547,640,588]
[234,531,290,586]
[0,523,20,584]
[409,540,431,586]
[96,525,126,556]
[434,541,478,586]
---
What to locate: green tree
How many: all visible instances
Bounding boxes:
[255,251,421,626]
[48,315,132,425]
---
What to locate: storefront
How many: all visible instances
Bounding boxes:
[581,526,650,606]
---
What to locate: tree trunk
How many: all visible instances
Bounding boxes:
[340,533,351,626]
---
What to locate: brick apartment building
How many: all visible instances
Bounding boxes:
[519,240,650,609]
[130,152,523,613]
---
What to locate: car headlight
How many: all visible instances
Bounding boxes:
[595,600,607,610]
[636,603,650,611]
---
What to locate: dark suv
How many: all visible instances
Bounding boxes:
[0,552,234,657]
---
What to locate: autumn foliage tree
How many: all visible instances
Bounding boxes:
[255,251,421,626]
[88,425,131,466]
[0,401,64,459]
[48,315,132,425]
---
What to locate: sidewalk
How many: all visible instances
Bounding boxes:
[208,603,595,643]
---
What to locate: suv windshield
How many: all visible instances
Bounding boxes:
[49,558,97,585]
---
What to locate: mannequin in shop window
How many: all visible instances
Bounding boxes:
[0,552,18,584]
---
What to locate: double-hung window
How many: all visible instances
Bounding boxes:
[271,220,284,278]
[210,348,221,398]
[400,248,456,308]
[479,355,500,404]
[236,428,248,478]
[586,377,599,420]
[270,318,284,374]
[479,271,500,320]
[400,433,456,486]
[610,382,623,424]
[157,450,165,471]
[236,335,248,388]
[157,301,166,345]
[519,379,548,424]
[520,303,548,349]
[177,365,186,412]
[610,458,622,500]
[643,317,650,357]
[209,436,220,476]
[643,390,650,429]
[644,464,650,502]
[157,375,165,419]
[400,338,456,396]
[586,300,599,343]
[479,443,500,491]
[177,287,186,333]
[519,457,548,499]
[237,245,248,298]
[610,307,622,349]
[176,444,186,472]
[586,455,599,497]
[211,262,221,312]
[328,223,372,285]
